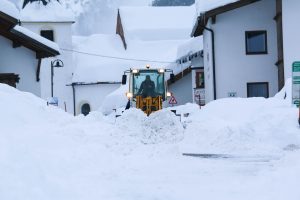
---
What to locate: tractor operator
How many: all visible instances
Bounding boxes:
[138,75,155,97]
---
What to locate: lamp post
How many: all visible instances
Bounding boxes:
[51,59,64,97]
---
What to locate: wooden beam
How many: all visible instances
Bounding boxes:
[12,40,21,48]
[36,58,42,82]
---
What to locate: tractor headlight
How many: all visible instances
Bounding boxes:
[158,68,165,73]
[132,69,139,74]
[126,92,133,98]
[167,92,172,97]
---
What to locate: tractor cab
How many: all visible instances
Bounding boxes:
[122,65,174,115]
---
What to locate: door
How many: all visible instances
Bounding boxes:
[247,82,269,98]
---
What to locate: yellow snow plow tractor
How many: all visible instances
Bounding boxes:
[122,65,175,116]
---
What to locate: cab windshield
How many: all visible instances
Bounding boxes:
[132,70,165,98]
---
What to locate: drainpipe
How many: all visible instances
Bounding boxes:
[198,23,217,100]
[72,83,76,116]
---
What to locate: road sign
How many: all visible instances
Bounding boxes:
[194,88,205,106]
[292,62,300,107]
[169,95,177,105]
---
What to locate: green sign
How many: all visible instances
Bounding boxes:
[293,62,300,72]
[292,61,300,107]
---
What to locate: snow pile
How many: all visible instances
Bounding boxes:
[1,82,300,199]
[274,78,292,101]
[181,96,300,154]
[100,85,128,115]
[0,0,19,19]
[196,0,239,15]
[119,6,196,41]
[116,108,184,144]
[12,25,60,52]
[20,0,75,22]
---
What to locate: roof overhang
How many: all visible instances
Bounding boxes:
[0,12,59,58]
[10,28,60,58]
[191,0,261,37]
[21,20,76,24]
[0,11,18,30]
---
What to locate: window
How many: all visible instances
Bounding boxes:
[132,70,165,99]
[195,70,205,88]
[245,31,267,54]
[40,30,54,41]
[81,103,91,116]
[247,82,269,98]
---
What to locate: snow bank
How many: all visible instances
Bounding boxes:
[181,97,300,154]
[1,81,300,199]
[20,0,75,22]
[12,25,60,52]
[274,78,292,101]
[0,0,19,19]
[100,85,128,115]
[116,108,184,144]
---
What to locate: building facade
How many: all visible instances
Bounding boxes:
[192,0,282,103]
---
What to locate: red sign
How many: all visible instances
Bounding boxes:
[169,95,177,105]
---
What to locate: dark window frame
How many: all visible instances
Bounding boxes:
[40,30,54,42]
[195,69,205,89]
[81,103,91,116]
[245,30,268,55]
[247,82,269,98]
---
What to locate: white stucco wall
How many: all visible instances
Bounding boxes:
[168,72,193,106]
[74,84,120,115]
[0,35,41,96]
[282,0,300,80]
[203,0,278,102]
[21,22,74,113]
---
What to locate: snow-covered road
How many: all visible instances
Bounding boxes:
[0,83,299,200]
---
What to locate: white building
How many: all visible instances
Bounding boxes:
[192,0,282,103]
[172,36,204,106]
[20,0,75,113]
[0,0,59,97]
[71,5,198,115]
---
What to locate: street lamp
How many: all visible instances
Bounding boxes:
[51,59,64,97]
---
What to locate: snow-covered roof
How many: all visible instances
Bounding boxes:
[72,34,185,83]
[119,6,196,41]
[72,34,127,83]
[20,0,75,22]
[12,25,60,53]
[0,0,20,19]
[196,0,239,15]
[177,36,203,59]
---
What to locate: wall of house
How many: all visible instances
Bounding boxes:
[0,35,41,96]
[191,55,204,104]
[74,84,120,115]
[21,22,74,113]
[282,0,300,80]
[168,72,193,106]
[203,0,278,102]
[203,20,215,103]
